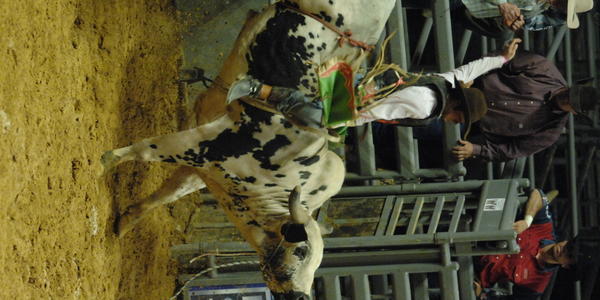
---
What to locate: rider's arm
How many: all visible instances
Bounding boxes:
[437,55,506,85]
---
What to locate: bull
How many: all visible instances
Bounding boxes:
[101,0,395,298]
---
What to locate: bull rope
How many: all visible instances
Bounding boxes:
[281,3,375,51]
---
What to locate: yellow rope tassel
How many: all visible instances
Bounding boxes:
[356,32,421,115]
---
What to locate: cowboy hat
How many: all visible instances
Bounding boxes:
[450,80,488,140]
[566,0,594,29]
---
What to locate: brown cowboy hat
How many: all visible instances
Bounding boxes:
[449,80,488,139]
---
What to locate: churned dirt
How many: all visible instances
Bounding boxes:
[0,0,199,299]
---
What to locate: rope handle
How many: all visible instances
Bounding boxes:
[282,3,375,52]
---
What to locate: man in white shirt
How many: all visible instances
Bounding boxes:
[344,38,521,138]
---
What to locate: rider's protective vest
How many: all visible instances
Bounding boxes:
[380,73,451,127]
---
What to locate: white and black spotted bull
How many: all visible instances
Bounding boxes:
[101,0,395,298]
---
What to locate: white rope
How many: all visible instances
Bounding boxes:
[188,252,256,264]
[169,260,260,300]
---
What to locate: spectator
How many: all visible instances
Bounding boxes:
[452,0,592,40]
[476,189,600,299]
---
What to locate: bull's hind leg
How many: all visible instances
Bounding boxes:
[117,166,206,237]
[101,117,231,173]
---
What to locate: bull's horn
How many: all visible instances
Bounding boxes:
[288,186,310,224]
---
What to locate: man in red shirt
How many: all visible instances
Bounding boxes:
[477,189,600,299]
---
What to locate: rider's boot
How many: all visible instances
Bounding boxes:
[227,76,323,128]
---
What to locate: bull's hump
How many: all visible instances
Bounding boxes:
[246,6,315,89]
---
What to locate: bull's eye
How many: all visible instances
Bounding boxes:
[293,245,308,260]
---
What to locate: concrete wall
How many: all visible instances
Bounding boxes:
[177,0,268,103]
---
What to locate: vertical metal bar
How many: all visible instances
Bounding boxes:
[428,196,446,234]
[489,38,497,52]
[549,163,557,190]
[594,160,600,227]
[481,36,488,55]
[208,255,218,278]
[500,159,516,179]
[322,275,342,300]
[433,0,464,178]
[355,123,376,176]
[412,16,434,67]
[388,0,409,68]
[411,274,429,300]
[546,25,567,61]
[523,29,530,51]
[547,27,555,56]
[565,28,582,300]
[371,275,389,297]
[414,138,421,170]
[440,243,459,300]
[391,272,412,300]
[386,197,405,235]
[457,222,476,300]
[568,115,582,300]
[433,0,454,72]
[351,273,371,300]
[443,122,466,178]
[501,157,527,179]
[457,256,476,300]
[597,159,600,197]
[587,14,598,86]
[586,174,596,227]
[395,126,417,179]
[407,197,425,234]
[527,155,536,188]
[495,162,505,179]
[539,144,558,188]
[486,162,494,180]
[403,7,411,67]
[388,1,416,180]
[449,195,465,233]
[564,29,573,82]
[456,30,473,66]
[577,147,597,201]
[558,32,565,62]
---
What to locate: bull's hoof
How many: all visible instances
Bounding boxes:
[100,150,121,176]
[115,204,143,238]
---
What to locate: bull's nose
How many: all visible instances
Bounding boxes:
[271,291,310,300]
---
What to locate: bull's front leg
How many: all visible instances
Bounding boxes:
[117,166,206,237]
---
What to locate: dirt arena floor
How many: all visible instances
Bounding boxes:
[0,0,197,299]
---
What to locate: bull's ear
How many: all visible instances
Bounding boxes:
[281,223,308,243]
